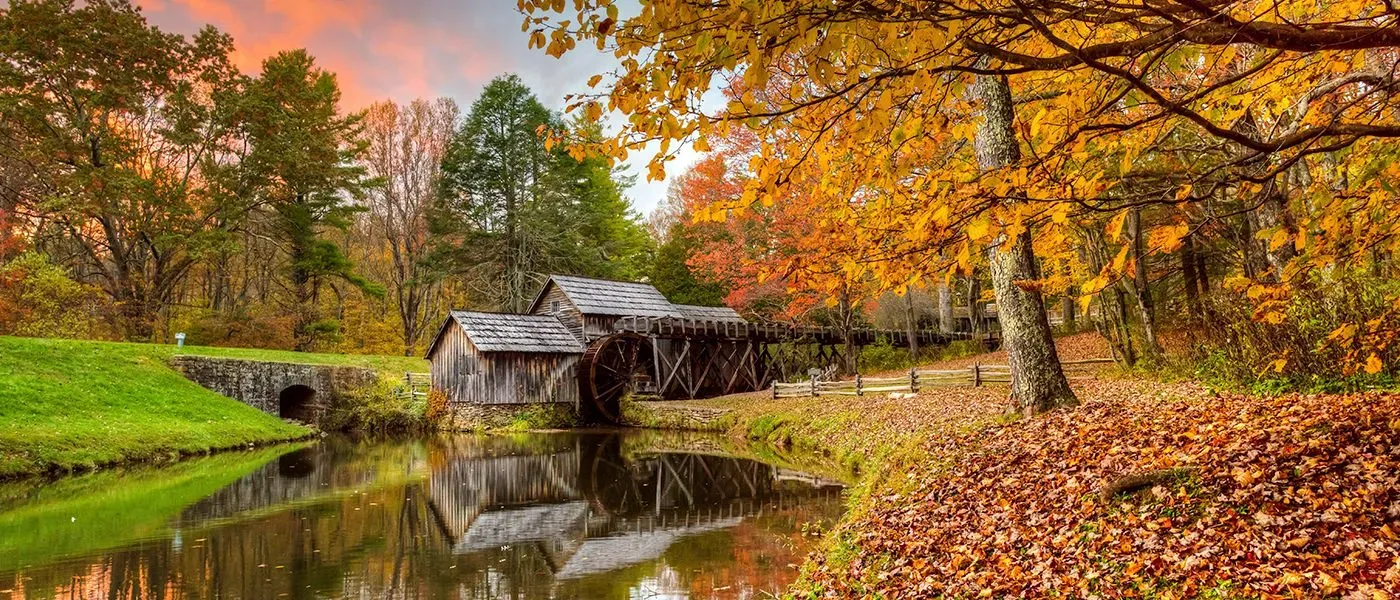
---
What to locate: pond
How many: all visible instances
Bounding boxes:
[0,430,847,599]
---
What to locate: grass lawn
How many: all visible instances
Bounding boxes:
[0,336,425,478]
[176,342,427,376]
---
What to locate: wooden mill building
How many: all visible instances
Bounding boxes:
[426,274,976,422]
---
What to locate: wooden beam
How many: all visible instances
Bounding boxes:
[660,340,690,398]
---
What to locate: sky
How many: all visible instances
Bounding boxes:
[134,0,693,216]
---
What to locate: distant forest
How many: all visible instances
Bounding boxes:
[0,0,676,355]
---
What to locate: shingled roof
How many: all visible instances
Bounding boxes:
[531,275,681,318]
[674,304,746,323]
[445,311,583,354]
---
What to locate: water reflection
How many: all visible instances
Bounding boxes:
[0,431,844,599]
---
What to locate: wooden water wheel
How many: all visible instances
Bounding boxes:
[579,332,650,424]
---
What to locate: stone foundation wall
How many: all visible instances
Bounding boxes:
[442,402,579,430]
[620,400,736,431]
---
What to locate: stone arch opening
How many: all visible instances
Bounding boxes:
[278,384,317,422]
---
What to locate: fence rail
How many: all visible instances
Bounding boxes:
[394,372,431,402]
[771,358,1114,399]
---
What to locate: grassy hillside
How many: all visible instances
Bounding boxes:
[0,336,423,478]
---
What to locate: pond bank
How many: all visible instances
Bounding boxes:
[624,363,1400,598]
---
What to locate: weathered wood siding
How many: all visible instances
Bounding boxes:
[530,283,585,342]
[429,324,475,405]
[583,315,621,341]
[430,325,580,406]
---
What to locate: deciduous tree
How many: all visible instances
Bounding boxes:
[361,98,458,355]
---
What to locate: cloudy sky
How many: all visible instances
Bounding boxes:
[134,0,689,216]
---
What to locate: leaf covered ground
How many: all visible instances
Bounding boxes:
[630,334,1400,598]
[798,380,1400,599]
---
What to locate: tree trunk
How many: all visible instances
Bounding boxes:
[1181,231,1202,323]
[1130,208,1162,356]
[905,290,920,363]
[838,287,857,376]
[973,68,1076,415]
[1061,294,1076,332]
[967,274,982,335]
[937,281,954,334]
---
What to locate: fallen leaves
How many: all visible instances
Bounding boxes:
[800,379,1400,599]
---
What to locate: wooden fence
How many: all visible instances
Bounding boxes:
[394,372,431,402]
[771,358,1114,399]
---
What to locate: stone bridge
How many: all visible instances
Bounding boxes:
[169,355,378,423]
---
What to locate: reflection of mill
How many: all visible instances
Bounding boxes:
[423,434,843,580]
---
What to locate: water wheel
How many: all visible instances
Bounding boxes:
[579,332,650,424]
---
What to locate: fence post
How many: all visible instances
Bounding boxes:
[973,362,982,387]
[810,374,818,397]
[910,367,919,393]
[856,374,863,396]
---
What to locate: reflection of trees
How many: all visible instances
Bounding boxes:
[2,432,844,599]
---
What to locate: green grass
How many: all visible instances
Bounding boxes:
[175,342,428,376]
[0,336,414,478]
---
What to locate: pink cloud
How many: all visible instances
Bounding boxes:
[135,0,509,110]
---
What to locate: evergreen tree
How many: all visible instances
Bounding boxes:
[238,50,377,351]
[434,75,651,311]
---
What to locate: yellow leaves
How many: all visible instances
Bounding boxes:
[967,217,991,241]
[583,101,602,122]
[1223,275,1254,292]
[1365,353,1384,375]
[1328,323,1358,344]
[647,160,666,182]
[1109,245,1131,272]
[1105,211,1128,241]
[528,30,548,50]
[1174,184,1193,201]
[933,204,951,227]
[1147,223,1190,254]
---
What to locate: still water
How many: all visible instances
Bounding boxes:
[0,431,846,599]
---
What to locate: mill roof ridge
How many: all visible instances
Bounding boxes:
[531,274,681,318]
[447,310,583,354]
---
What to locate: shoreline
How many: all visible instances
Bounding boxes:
[0,430,319,483]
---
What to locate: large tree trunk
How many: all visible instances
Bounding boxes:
[1129,208,1162,356]
[937,281,954,334]
[974,69,1076,415]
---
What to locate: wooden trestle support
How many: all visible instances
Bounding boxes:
[577,315,996,420]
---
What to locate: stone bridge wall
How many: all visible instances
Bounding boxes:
[169,355,379,421]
